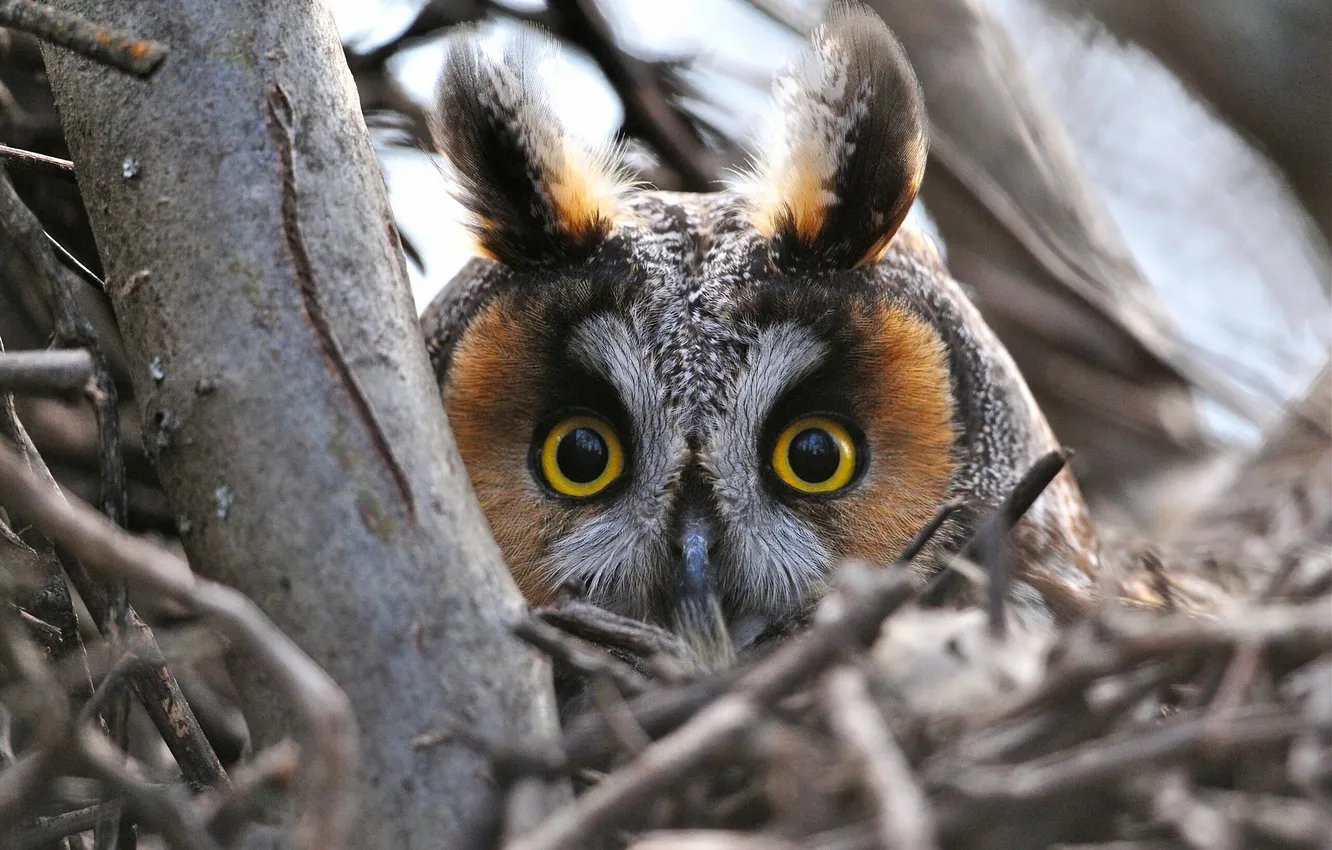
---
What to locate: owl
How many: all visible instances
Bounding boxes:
[420,1,1100,660]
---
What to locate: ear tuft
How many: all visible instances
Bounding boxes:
[430,29,632,267]
[739,1,928,272]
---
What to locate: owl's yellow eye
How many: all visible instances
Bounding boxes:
[539,415,625,498]
[772,416,858,494]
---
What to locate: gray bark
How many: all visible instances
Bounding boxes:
[39,0,561,845]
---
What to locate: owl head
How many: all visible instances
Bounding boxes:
[421,1,1099,661]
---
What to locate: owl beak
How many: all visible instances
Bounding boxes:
[673,514,734,664]
[678,516,715,607]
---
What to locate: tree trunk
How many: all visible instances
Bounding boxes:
[39,0,561,844]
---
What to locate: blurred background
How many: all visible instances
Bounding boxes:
[2,0,1329,540]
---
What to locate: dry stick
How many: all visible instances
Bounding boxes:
[75,724,221,850]
[506,698,760,850]
[91,385,131,850]
[12,804,104,850]
[921,450,1068,614]
[0,0,166,76]
[0,173,123,542]
[0,171,91,345]
[512,615,652,696]
[77,649,138,850]
[0,349,94,394]
[554,676,740,777]
[0,142,75,176]
[1203,644,1263,732]
[538,599,691,660]
[987,601,1332,724]
[933,703,1325,803]
[14,607,62,642]
[123,610,228,790]
[1,388,102,732]
[822,666,939,850]
[0,440,358,850]
[588,674,652,756]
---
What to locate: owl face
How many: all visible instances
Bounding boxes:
[423,1,1099,655]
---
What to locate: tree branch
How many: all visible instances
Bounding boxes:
[0,0,165,76]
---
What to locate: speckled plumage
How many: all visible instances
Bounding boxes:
[421,1,1100,659]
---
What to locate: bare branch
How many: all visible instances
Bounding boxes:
[11,803,103,849]
[823,666,938,850]
[0,349,94,395]
[0,142,75,177]
[0,0,165,76]
[512,614,651,696]
[506,698,759,850]
[933,703,1323,803]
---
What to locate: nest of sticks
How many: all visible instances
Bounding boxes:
[475,452,1332,850]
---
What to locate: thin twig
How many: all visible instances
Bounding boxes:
[920,451,1069,607]
[12,803,103,850]
[125,610,229,791]
[45,232,106,291]
[512,614,652,695]
[47,518,228,792]
[823,666,939,850]
[0,0,166,76]
[589,674,651,756]
[537,599,690,660]
[0,168,93,346]
[988,601,1332,723]
[75,724,220,850]
[0,142,75,176]
[506,697,760,850]
[933,703,1324,803]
